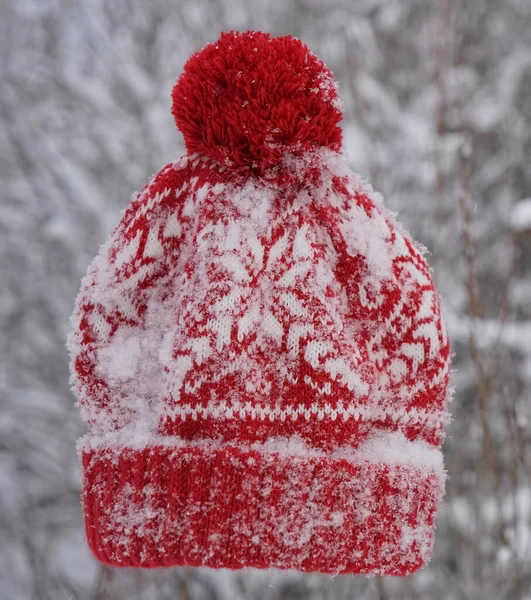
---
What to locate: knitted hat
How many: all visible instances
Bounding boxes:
[68,30,452,576]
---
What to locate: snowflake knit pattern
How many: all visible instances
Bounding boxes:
[67,31,452,576]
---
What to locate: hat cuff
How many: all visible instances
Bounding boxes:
[82,440,445,575]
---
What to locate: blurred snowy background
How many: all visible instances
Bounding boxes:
[1,0,531,598]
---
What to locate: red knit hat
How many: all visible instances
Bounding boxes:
[68,30,452,576]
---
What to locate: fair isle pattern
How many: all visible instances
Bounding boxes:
[70,150,450,447]
[68,149,451,574]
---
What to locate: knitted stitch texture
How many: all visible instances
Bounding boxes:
[68,31,452,576]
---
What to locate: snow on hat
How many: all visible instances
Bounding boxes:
[68,30,452,575]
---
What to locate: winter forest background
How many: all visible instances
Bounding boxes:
[1,0,531,598]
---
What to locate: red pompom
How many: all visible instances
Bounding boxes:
[172,31,343,174]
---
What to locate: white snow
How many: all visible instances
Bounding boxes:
[346,429,444,471]
[79,428,444,476]
[338,202,396,280]
[510,198,531,232]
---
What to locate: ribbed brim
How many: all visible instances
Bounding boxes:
[82,442,445,575]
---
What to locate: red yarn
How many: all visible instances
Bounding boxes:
[82,445,442,575]
[171,31,343,174]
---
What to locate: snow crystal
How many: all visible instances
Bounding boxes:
[307,56,344,114]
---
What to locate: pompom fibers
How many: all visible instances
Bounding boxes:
[171,31,343,175]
